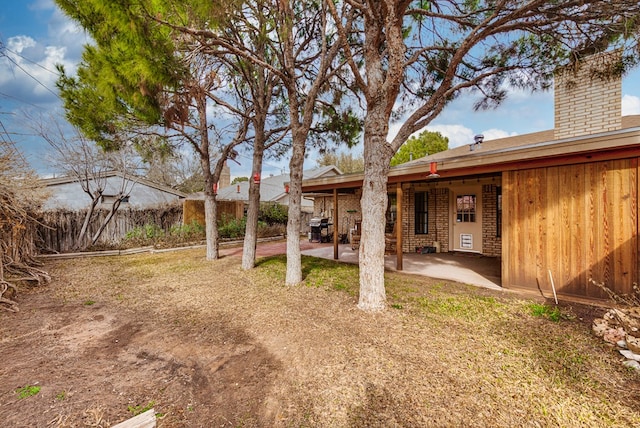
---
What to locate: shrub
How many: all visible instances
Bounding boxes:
[123,221,206,248]
[218,215,246,239]
[169,220,205,240]
[259,203,288,225]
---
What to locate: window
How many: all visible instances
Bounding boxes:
[456,194,476,222]
[496,187,502,237]
[415,191,428,234]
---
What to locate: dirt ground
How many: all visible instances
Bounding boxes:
[1,242,638,427]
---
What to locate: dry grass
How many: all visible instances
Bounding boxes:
[34,249,640,426]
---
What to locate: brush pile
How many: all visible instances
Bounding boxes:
[593,307,640,370]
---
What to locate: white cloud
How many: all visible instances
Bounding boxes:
[622,94,640,115]
[6,35,36,52]
[425,124,475,148]
[0,32,80,105]
[480,128,518,141]
[389,121,517,150]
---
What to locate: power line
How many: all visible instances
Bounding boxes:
[0,91,47,109]
[235,151,289,173]
[1,47,59,99]
[2,46,60,76]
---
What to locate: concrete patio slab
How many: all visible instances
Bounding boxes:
[301,243,502,291]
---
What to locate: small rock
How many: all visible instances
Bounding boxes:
[622,360,640,370]
[619,349,640,362]
[617,340,628,349]
[626,335,640,354]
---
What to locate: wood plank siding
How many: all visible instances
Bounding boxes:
[503,158,639,300]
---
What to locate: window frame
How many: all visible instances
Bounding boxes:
[414,191,429,235]
[456,194,476,223]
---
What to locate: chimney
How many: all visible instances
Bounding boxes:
[219,161,231,189]
[554,51,622,140]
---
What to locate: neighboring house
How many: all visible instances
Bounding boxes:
[214,165,343,213]
[40,171,187,211]
[302,52,640,304]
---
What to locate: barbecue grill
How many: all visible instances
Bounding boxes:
[309,217,332,243]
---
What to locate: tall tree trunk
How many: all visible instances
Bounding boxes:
[195,88,220,262]
[204,192,219,260]
[75,196,100,250]
[242,142,264,270]
[202,153,219,261]
[358,108,393,311]
[285,131,306,285]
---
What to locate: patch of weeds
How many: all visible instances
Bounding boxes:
[128,401,155,416]
[15,385,41,399]
[333,282,348,292]
[55,390,66,401]
[390,303,403,310]
[301,257,359,294]
[528,303,563,322]
[385,276,422,295]
[255,255,287,281]
[83,300,96,306]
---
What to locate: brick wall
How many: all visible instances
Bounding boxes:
[482,184,501,257]
[554,51,622,139]
[312,192,361,234]
[316,183,501,256]
[401,186,449,253]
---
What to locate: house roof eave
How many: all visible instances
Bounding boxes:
[302,127,640,192]
[41,170,188,198]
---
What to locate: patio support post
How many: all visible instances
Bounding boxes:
[396,182,403,270]
[333,187,339,259]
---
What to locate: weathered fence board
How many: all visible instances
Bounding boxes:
[183,199,245,226]
[36,205,183,253]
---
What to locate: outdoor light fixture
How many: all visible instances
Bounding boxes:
[427,161,440,179]
[253,172,261,184]
[227,149,241,165]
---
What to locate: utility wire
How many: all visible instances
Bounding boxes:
[0,91,47,109]
[1,44,60,99]
[2,46,60,75]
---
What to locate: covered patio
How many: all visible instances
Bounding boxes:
[301,243,502,291]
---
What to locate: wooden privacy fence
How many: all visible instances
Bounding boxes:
[502,158,639,301]
[183,199,245,226]
[36,204,184,253]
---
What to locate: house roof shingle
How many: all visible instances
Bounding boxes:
[189,166,343,203]
[301,115,640,192]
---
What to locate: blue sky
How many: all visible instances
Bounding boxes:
[2,1,640,179]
